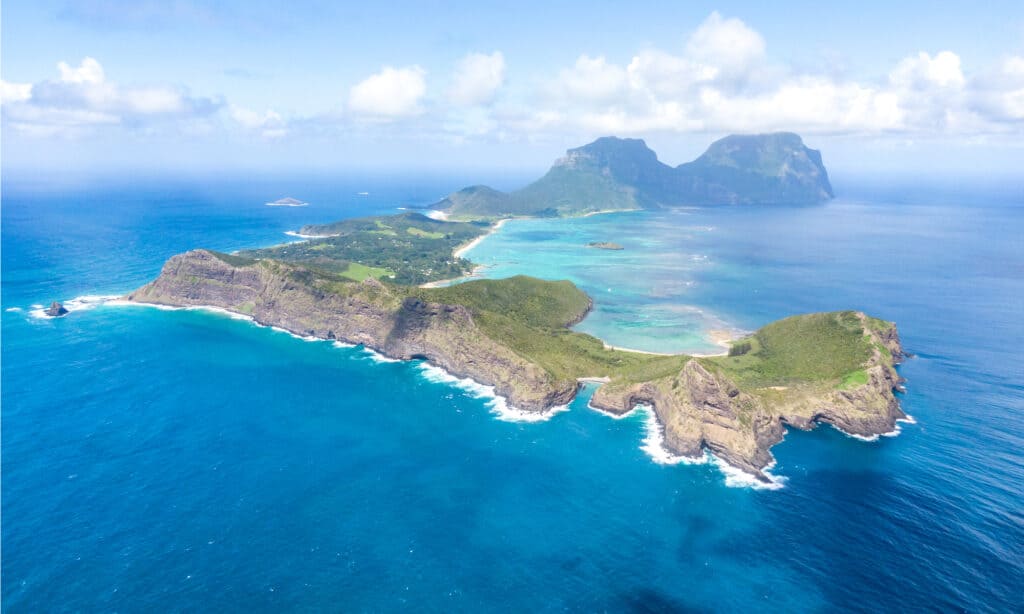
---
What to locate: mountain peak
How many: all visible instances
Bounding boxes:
[435,131,834,218]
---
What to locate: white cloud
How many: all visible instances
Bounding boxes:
[348,66,426,119]
[448,51,505,106]
[2,57,219,136]
[555,55,627,102]
[58,56,105,84]
[685,11,766,78]
[515,14,1024,140]
[969,55,1024,123]
[626,50,713,97]
[229,105,287,138]
[890,51,965,89]
[0,80,33,104]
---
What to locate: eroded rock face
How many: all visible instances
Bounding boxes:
[129,250,906,481]
[126,250,576,411]
[45,302,69,317]
[591,322,906,482]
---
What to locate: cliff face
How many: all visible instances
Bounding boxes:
[590,317,906,481]
[127,250,577,410]
[129,250,906,483]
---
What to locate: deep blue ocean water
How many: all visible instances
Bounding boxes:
[2,173,1022,612]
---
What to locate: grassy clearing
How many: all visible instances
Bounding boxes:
[704,311,874,387]
[407,227,445,239]
[341,262,393,281]
[839,369,869,389]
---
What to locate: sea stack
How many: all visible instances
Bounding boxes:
[45,302,68,317]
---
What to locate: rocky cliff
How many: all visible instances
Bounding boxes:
[590,314,906,481]
[128,250,906,483]
[126,250,578,410]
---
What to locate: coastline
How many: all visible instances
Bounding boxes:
[417,218,510,288]
[423,211,741,356]
[283,230,338,239]
[582,208,640,217]
[29,287,905,490]
[454,218,509,259]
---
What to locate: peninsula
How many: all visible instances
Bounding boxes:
[127,132,906,482]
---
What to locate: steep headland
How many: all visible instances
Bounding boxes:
[127,250,905,482]
[434,132,834,219]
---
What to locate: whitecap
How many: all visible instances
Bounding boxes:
[712,456,787,491]
[416,363,567,423]
[636,405,708,466]
[5,307,22,312]
[588,401,785,488]
[29,294,121,318]
[361,347,401,363]
[585,402,636,420]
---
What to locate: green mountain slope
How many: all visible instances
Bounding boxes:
[437,132,834,219]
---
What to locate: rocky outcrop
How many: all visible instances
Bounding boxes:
[591,319,906,482]
[126,250,576,411]
[128,250,907,482]
[45,302,68,317]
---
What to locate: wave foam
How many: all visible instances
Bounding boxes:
[6,307,22,312]
[637,405,708,466]
[29,294,121,318]
[361,347,401,363]
[587,402,786,489]
[713,456,787,491]
[416,363,567,423]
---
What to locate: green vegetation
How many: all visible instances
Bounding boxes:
[209,251,257,267]
[241,212,489,285]
[839,369,870,389]
[406,227,445,239]
[417,276,687,383]
[341,262,393,282]
[435,132,833,219]
[704,311,875,388]
[728,340,752,356]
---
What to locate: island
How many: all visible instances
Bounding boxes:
[587,242,624,250]
[126,132,906,483]
[266,197,308,207]
[431,132,834,219]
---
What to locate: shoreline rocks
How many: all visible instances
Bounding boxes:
[45,302,68,317]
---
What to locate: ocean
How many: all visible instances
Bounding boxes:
[2,172,1022,612]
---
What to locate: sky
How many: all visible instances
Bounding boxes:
[2,0,1024,178]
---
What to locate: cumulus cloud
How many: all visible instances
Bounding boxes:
[890,51,965,89]
[554,55,628,102]
[521,13,1024,139]
[2,57,219,136]
[348,66,426,119]
[6,14,1024,148]
[448,51,505,106]
[1,80,33,103]
[229,105,287,138]
[57,56,105,84]
[685,11,766,80]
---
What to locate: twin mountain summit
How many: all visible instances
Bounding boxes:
[432,132,834,219]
